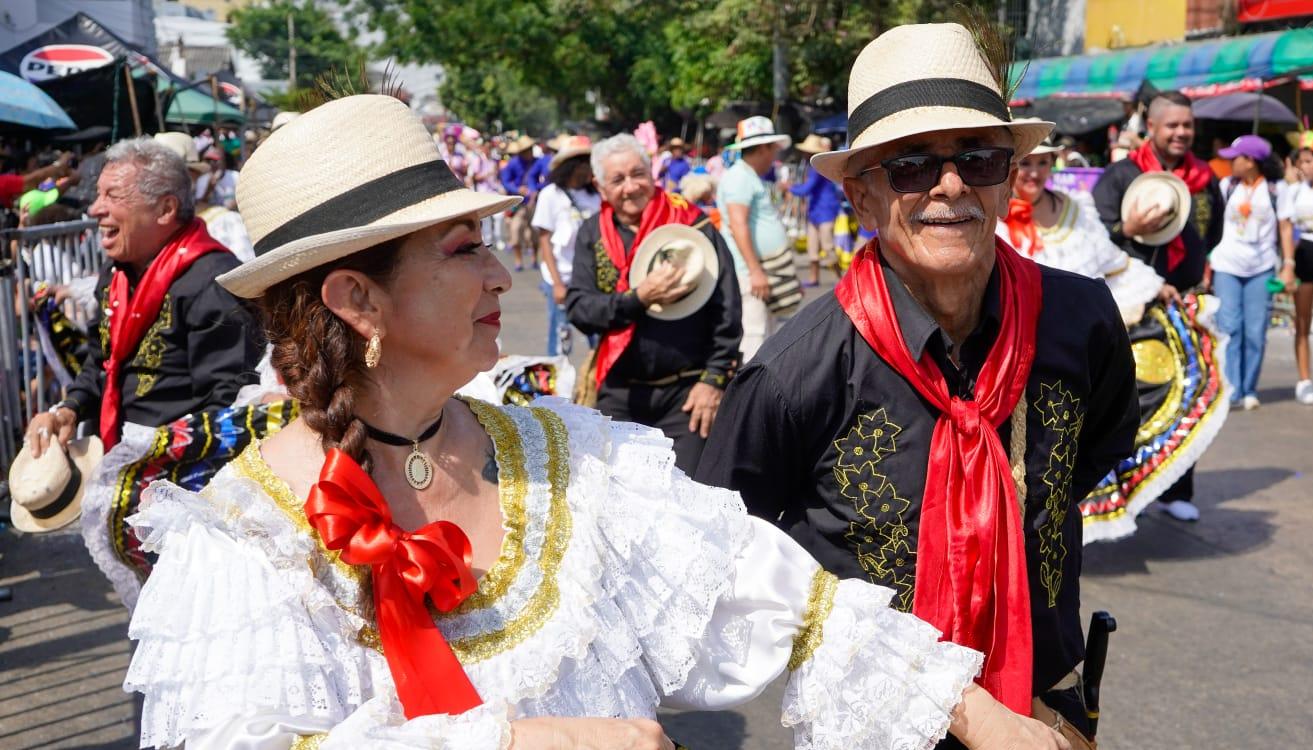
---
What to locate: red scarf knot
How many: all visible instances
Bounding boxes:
[305,449,482,718]
[835,238,1042,715]
[1004,198,1042,256]
[950,397,981,434]
[1127,142,1213,272]
[594,187,704,388]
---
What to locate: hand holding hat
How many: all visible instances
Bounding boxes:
[1121,172,1190,245]
[629,224,721,320]
[8,436,104,533]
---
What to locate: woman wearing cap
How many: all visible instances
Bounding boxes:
[531,135,599,355]
[1279,146,1313,404]
[1213,134,1287,410]
[121,95,1067,750]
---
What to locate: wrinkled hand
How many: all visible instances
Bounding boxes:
[510,717,674,750]
[681,381,724,438]
[636,262,696,307]
[1124,201,1171,238]
[749,268,771,300]
[553,281,568,305]
[24,408,76,459]
[1157,283,1182,305]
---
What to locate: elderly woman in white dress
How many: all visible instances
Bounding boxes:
[123,95,1068,750]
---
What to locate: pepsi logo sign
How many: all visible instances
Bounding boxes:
[21,44,115,83]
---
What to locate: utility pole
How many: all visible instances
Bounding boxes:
[287,12,297,91]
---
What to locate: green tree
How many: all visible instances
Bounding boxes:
[228,0,366,96]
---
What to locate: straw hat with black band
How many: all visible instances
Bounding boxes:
[795,134,832,156]
[8,437,104,532]
[627,224,720,321]
[809,23,1053,183]
[217,95,520,299]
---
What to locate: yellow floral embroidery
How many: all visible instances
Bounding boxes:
[595,240,620,293]
[788,569,838,671]
[1034,382,1084,608]
[834,408,915,611]
[131,293,173,396]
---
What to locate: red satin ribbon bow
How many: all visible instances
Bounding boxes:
[305,449,482,718]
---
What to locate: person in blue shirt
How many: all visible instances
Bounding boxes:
[500,135,538,270]
[788,134,841,286]
[660,137,692,192]
[527,134,563,192]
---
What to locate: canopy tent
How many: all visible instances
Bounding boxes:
[0,12,243,127]
[36,61,159,137]
[1009,29,1313,103]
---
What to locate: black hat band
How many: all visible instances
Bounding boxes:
[253,160,466,257]
[28,452,82,520]
[847,78,1012,144]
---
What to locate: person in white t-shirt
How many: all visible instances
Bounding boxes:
[1279,146,1313,404]
[1212,135,1286,410]
[531,136,600,355]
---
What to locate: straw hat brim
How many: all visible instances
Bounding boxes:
[218,189,521,298]
[628,224,720,321]
[550,146,591,171]
[10,437,104,533]
[729,134,791,151]
[1121,172,1191,247]
[810,108,1054,183]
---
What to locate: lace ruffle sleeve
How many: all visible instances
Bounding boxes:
[124,480,511,750]
[543,399,981,749]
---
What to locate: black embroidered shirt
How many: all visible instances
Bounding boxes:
[696,260,1139,712]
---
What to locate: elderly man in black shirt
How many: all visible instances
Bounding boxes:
[698,23,1138,750]
[25,137,262,456]
[567,134,741,472]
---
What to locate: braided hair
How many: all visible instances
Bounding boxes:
[255,237,405,472]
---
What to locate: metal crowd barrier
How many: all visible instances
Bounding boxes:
[0,220,105,470]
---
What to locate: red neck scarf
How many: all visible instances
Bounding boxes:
[1004,198,1042,256]
[305,449,481,718]
[100,219,227,448]
[835,238,1042,714]
[1128,142,1213,271]
[594,187,702,388]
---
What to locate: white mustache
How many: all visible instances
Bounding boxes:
[912,205,986,223]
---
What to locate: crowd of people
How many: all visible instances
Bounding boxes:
[1,13,1311,750]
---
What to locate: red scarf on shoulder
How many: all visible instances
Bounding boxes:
[100,219,228,448]
[594,187,702,388]
[1128,142,1213,271]
[835,238,1042,715]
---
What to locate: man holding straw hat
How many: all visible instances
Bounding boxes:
[701,20,1139,750]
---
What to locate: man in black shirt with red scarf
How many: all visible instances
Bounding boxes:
[698,22,1138,750]
[1092,90,1224,523]
[567,134,741,473]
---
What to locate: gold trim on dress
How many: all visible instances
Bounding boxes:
[289,733,326,750]
[788,569,839,671]
[447,406,574,663]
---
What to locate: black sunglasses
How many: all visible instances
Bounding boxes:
[859,146,1015,194]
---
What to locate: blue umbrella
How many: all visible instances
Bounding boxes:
[0,70,76,130]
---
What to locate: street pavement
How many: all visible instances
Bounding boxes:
[1,256,1311,749]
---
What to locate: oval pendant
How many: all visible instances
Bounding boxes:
[405,448,434,490]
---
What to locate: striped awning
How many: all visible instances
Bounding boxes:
[1009,29,1313,103]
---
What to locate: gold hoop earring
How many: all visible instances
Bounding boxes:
[365,332,382,369]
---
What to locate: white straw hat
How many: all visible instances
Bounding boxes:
[153,131,208,175]
[810,23,1053,183]
[8,437,104,533]
[1121,172,1191,246]
[218,95,521,298]
[549,135,592,170]
[728,116,791,151]
[628,224,720,321]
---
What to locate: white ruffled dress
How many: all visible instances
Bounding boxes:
[123,398,982,750]
[1003,191,1164,324]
